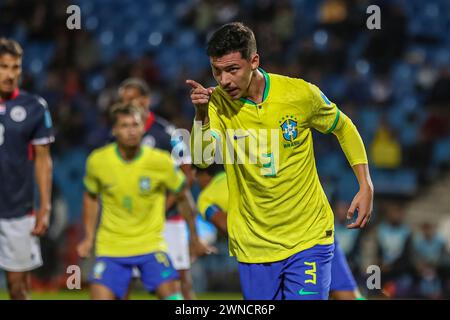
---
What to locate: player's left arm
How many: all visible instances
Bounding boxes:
[32,144,53,236]
[164,155,217,259]
[175,187,217,260]
[308,83,374,229]
[31,98,54,237]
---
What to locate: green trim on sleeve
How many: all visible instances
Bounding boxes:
[83,182,98,197]
[326,109,341,134]
[173,173,186,194]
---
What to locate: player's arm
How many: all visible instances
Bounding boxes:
[186,79,217,168]
[209,210,227,234]
[77,154,100,258]
[164,154,217,259]
[77,192,99,258]
[32,144,53,236]
[198,201,228,234]
[331,113,373,229]
[308,83,374,229]
[175,187,217,260]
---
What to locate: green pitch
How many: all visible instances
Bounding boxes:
[0,290,242,300]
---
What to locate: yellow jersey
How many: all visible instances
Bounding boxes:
[84,143,186,257]
[198,69,352,263]
[197,171,228,221]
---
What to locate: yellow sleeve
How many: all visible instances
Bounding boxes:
[190,97,222,168]
[306,82,367,166]
[197,190,222,221]
[83,153,100,195]
[332,112,369,167]
[197,191,209,220]
[162,153,186,193]
[307,83,341,134]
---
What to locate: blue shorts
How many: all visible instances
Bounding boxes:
[89,252,179,299]
[238,244,334,300]
[330,238,357,292]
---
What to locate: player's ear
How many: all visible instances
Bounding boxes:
[250,53,259,71]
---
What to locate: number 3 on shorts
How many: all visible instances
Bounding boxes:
[304,261,317,284]
[155,252,170,267]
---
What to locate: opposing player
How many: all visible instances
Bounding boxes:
[196,167,365,300]
[188,22,373,300]
[0,38,54,300]
[77,103,212,300]
[118,78,198,299]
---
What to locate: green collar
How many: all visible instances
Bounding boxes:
[115,143,143,163]
[240,68,270,106]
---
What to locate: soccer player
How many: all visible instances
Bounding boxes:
[188,22,374,300]
[0,38,54,300]
[195,167,365,300]
[77,104,211,300]
[118,78,198,299]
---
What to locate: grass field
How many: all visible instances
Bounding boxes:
[0,290,242,300]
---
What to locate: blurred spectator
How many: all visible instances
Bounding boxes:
[363,1,407,74]
[427,68,450,108]
[370,119,402,169]
[437,216,450,298]
[413,222,446,299]
[375,201,414,298]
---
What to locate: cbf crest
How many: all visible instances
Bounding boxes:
[139,177,151,192]
[279,115,298,142]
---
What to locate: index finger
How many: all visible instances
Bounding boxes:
[186,79,204,90]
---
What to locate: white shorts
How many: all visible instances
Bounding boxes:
[163,219,190,271]
[0,215,42,272]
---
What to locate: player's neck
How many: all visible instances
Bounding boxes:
[244,69,265,104]
[0,90,14,101]
[117,144,142,162]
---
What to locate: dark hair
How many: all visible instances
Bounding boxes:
[0,38,23,58]
[109,102,144,126]
[206,22,257,60]
[195,164,224,177]
[118,77,150,96]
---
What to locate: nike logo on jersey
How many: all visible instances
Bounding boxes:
[233,134,249,140]
[298,288,319,296]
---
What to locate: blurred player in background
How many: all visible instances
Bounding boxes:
[0,38,54,299]
[188,22,373,300]
[118,78,198,299]
[195,167,365,300]
[77,104,212,300]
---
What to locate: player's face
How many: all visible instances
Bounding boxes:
[113,113,144,148]
[195,170,210,189]
[210,51,259,100]
[120,86,150,110]
[0,54,22,95]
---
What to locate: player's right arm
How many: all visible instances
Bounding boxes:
[186,79,217,168]
[161,152,217,259]
[207,209,227,234]
[197,194,228,234]
[77,153,100,258]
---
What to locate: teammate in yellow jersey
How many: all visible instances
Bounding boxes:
[187,22,374,300]
[196,166,365,300]
[77,104,213,300]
